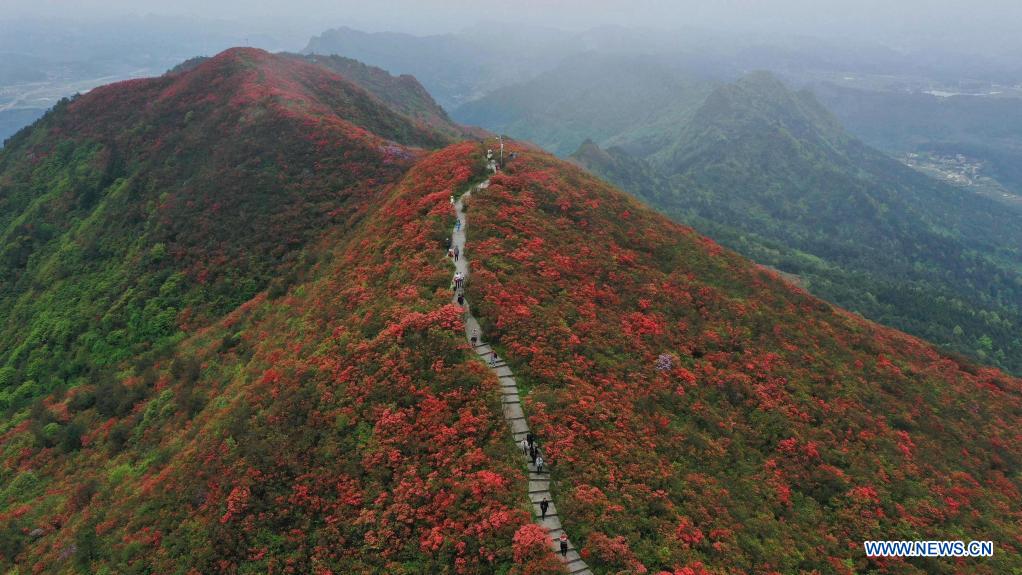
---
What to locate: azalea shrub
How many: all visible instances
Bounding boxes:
[466,142,1022,575]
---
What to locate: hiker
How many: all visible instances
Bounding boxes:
[559,534,568,557]
[454,246,460,262]
[529,445,538,464]
[457,293,465,306]
[489,351,498,366]
[471,328,478,345]
[535,454,545,474]
[450,195,454,205]
[520,437,530,454]
[455,219,461,231]
[539,498,549,519]
[526,432,535,448]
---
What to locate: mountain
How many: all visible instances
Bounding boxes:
[575,72,1022,374]
[0,48,539,574]
[452,53,718,157]
[303,26,572,110]
[2,49,1022,575]
[0,46,457,414]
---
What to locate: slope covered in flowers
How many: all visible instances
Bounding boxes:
[0,47,453,426]
[0,142,570,574]
[466,142,1022,575]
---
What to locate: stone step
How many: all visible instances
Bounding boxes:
[566,559,589,574]
[503,403,525,420]
[527,480,550,494]
[536,515,562,530]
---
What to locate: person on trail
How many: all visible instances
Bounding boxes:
[539,498,550,519]
[455,218,461,231]
[450,195,454,205]
[490,351,498,366]
[529,445,538,464]
[454,246,460,262]
[457,293,465,307]
[471,328,479,345]
[559,534,568,557]
[448,248,454,258]
[526,432,535,448]
[521,437,530,454]
[535,454,545,474]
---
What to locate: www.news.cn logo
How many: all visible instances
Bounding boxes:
[864,540,994,558]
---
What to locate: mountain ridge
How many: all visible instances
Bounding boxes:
[1,50,1021,575]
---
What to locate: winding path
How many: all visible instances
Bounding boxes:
[450,165,593,575]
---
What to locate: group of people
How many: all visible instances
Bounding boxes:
[523,433,570,556]
[520,432,546,474]
[453,271,465,290]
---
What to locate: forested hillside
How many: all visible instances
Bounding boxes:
[574,73,1022,374]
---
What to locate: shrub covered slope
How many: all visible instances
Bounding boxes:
[471,142,1022,575]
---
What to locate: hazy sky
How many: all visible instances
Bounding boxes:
[4,0,1022,55]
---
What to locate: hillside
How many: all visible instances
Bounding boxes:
[0,49,565,574]
[472,142,1022,574]
[2,48,1022,575]
[298,53,465,138]
[0,47,455,418]
[574,72,1022,374]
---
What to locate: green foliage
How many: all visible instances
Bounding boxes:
[575,73,1022,374]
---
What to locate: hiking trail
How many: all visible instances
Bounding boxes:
[450,160,593,575]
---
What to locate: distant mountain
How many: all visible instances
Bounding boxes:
[453,53,718,156]
[575,72,1022,373]
[303,26,568,109]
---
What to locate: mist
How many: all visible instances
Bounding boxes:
[3,0,1022,56]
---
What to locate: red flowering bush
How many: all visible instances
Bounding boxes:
[511,524,565,575]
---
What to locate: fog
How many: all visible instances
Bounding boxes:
[3,0,1022,56]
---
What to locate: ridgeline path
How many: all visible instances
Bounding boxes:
[450,161,593,575]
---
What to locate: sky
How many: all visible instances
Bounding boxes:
[3,0,1022,55]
